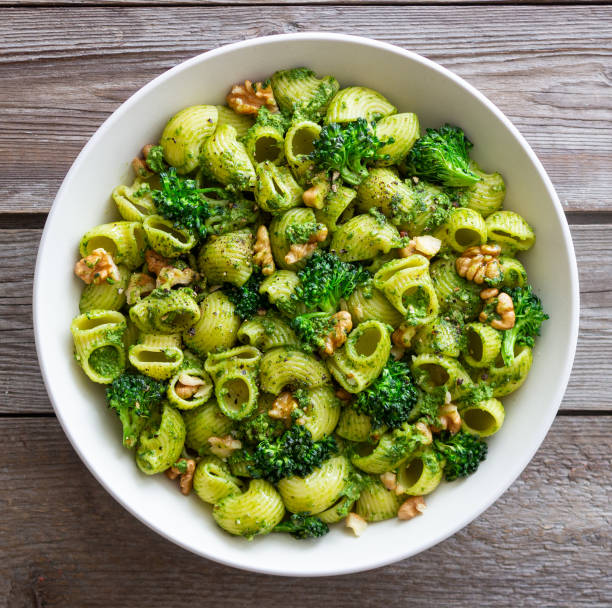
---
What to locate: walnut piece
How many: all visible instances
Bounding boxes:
[398,496,426,520]
[227,80,278,115]
[74,248,121,285]
[253,225,275,276]
[399,235,442,259]
[131,144,157,177]
[456,244,502,285]
[437,404,462,435]
[415,421,433,446]
[268,392,299,421]
[321,311,352,356]
[145,249,195,288]
[480,287,500,300]
[302,176,329,210]
[165,458,196,496]
[346,513,368,537]
[145,249,170,275]
[380,472,398,491]
[480,291,516,330]
[392,323,417,349]
[157,266,195,289]
[284,225,328,265]
[208,435,242,459]
[175,373,208,400]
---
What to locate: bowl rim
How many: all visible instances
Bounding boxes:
[33,32,580,577]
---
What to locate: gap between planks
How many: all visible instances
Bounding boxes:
[0,224,610,414]
[0,415,610,606]
[1,6,611,214]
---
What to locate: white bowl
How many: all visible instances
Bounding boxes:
[34,33,579,576]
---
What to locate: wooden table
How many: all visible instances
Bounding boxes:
[1,3,611,606]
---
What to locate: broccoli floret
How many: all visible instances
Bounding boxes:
[434,430,488,481]
[501,285,549,366]
[106,372,166,448]
[152,168,210,239]
[291,312,337,353]
[273,513,329,539]
[237,412,285,445]
[286,221,326,245]
[353,360,418,429]
[405,125,480,187]
[247,425,337,483]
[309,118,392,185]
[293,251,370,313]
[226,270,267,320]
[145,145,167,173]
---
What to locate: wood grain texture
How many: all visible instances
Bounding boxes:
[0,416,610,606]
[0,6,611,213]
[1,0,608,5]
[1,224,610,414]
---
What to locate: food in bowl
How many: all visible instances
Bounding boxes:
[69,66,548,541]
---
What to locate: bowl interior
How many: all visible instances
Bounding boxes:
[34,34,578,576]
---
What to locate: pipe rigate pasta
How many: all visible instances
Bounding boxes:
[200,123,256,190]
[212,480,285,539]
[397,449,444,496]
[277,456,349,514]
[71,309,127,384]
[136,403,186,475]
[183,291,240,357]
[374,113,420,166]
[112,178,157,222]
[71,66,547,542]
[259,347,331,394]
[215,105,254,139]
[326,86,396,123]
[193,456,242,504]
[128,333,184,380]
[330,213,400,262]
[160,105,218,174]
[79,221,146,270]
[183,400,234,453]
[355,479,401,522]
[327,320,391,393]
[79,265,130,313]
[459,398,505,437]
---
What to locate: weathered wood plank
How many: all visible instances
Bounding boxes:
[0,416,609,606]
[0,224,610,413]
[0,0,607,4]
[0,6,610,213]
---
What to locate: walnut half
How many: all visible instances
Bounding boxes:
[284,225,328,265]
[253,225,275,276]
[456,244,501,284]
[321,311,352,356]
[398,496,426,520]
[74,248,121,285]
[227,80,278,115]
[268,391,298,421]
[165,458,196,496]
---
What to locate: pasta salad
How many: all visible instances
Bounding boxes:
[71,67,547,540]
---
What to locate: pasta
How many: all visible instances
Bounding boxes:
[71,66,547,542]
